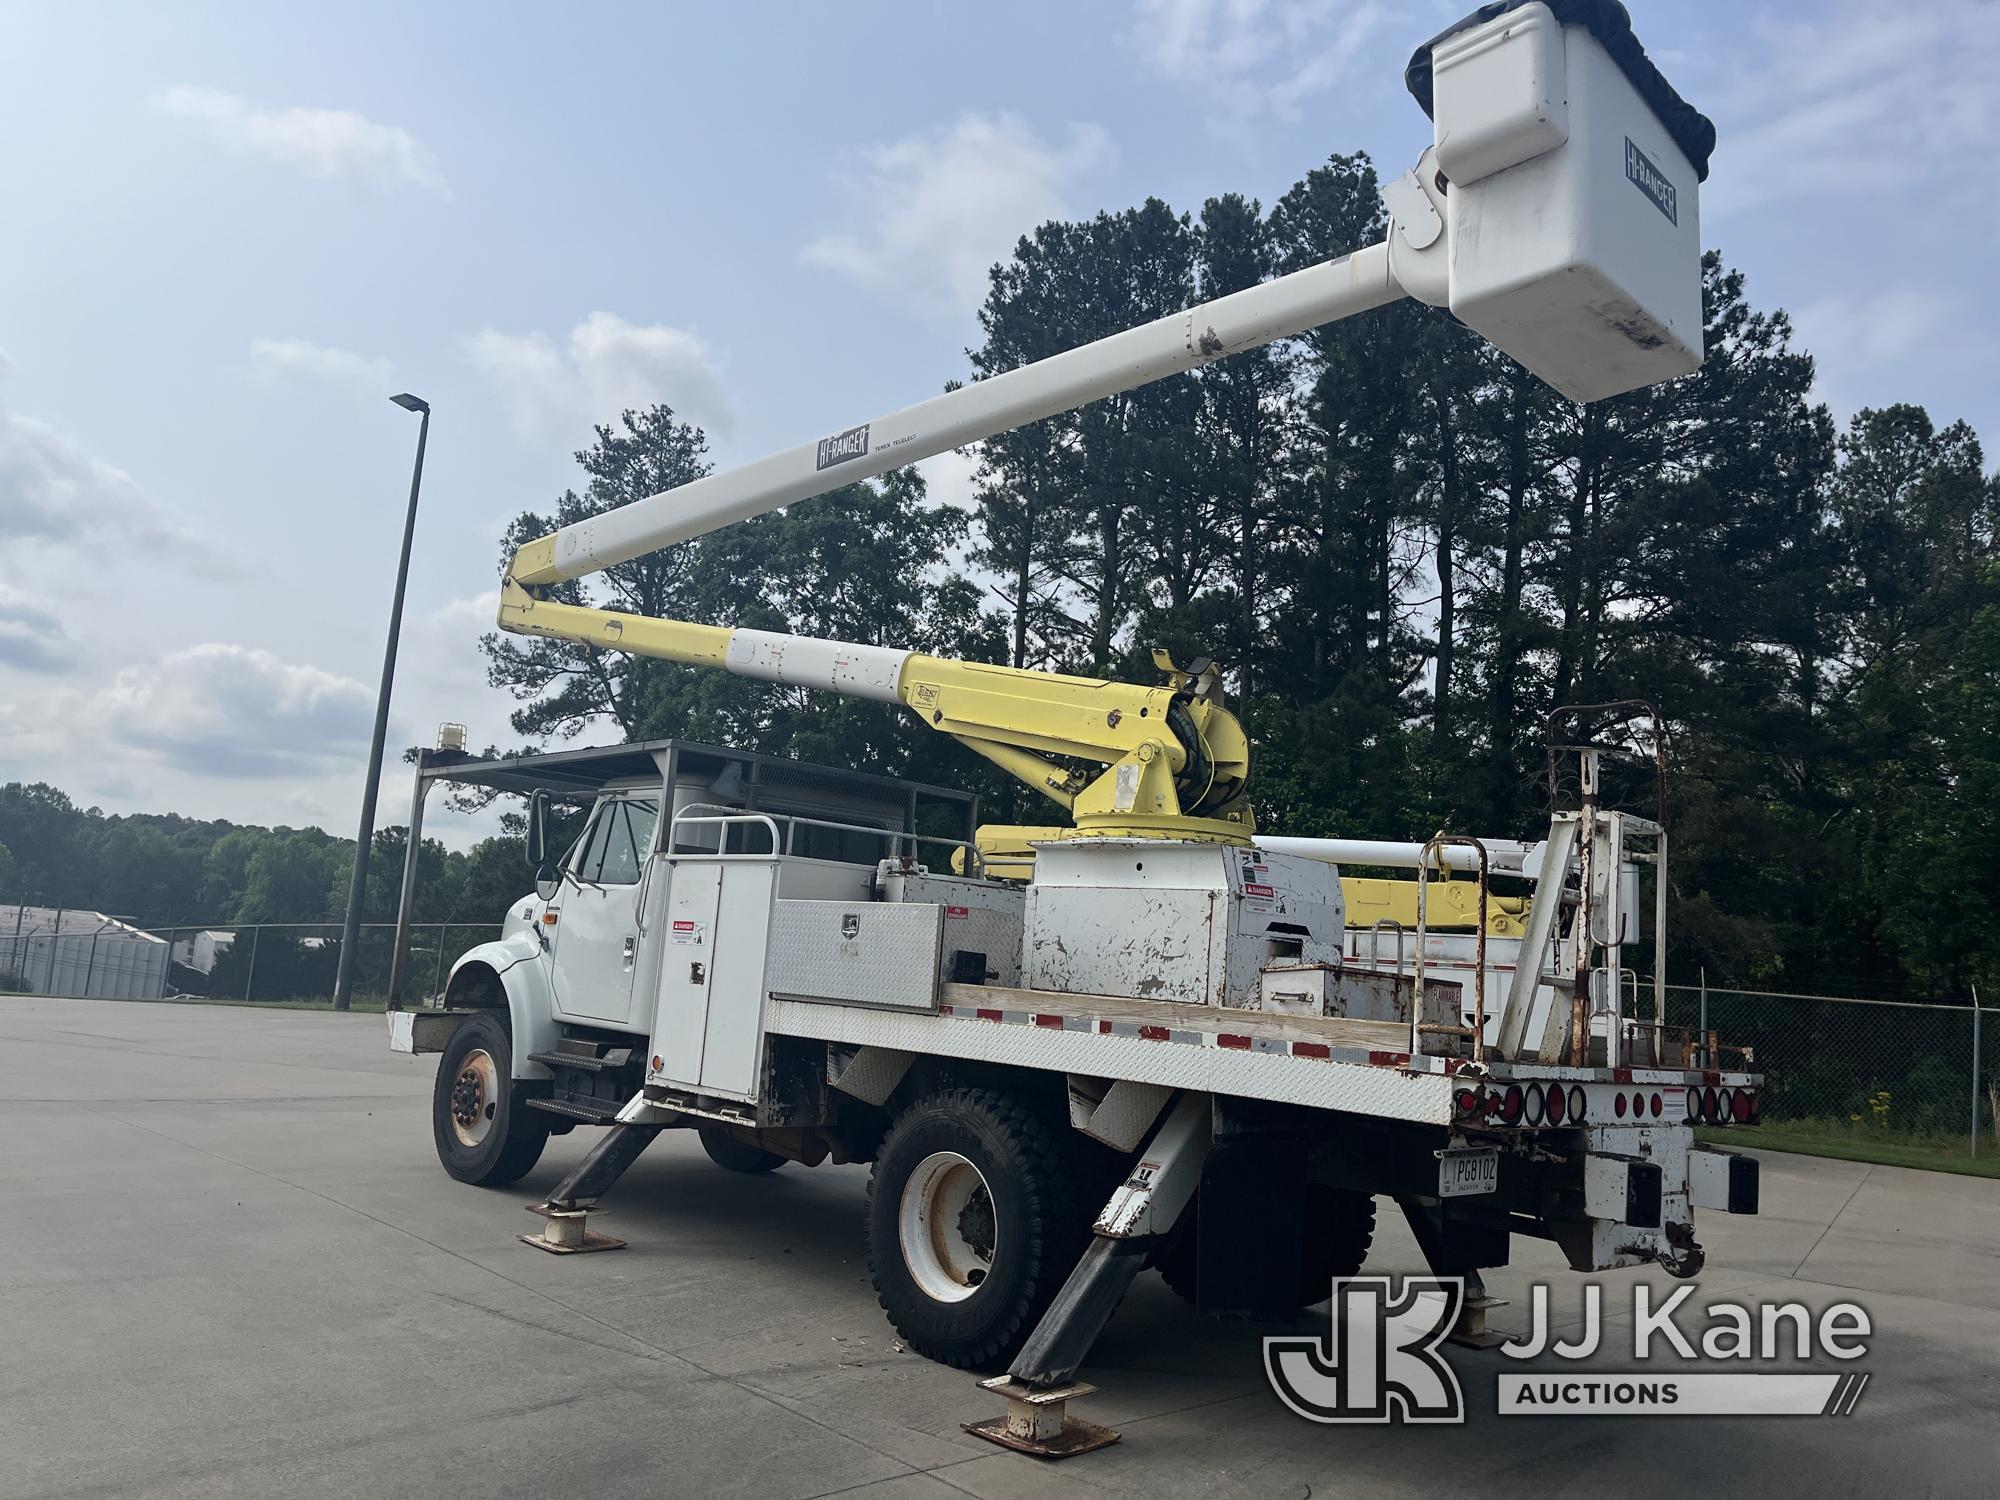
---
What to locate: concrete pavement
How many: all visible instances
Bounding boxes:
[2,996,1995,1498]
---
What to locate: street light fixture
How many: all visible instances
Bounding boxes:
[332,393,431,1012]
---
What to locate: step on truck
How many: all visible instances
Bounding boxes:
[387,1,1759,1452]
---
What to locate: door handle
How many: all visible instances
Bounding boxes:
[622,935,636,970]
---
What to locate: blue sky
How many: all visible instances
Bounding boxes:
[2,0,1994,848]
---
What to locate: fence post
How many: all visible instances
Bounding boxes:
[1973,982,1983,1160]
[1698,967,1708,1067]
[243,925,261,1002]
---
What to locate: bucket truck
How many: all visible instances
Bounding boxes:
[389,1,1760,1454]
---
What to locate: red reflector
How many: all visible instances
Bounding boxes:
[1500,1086,1524,1124]
[1614,1092,1628,1118]
[1545,1085,1567,1125]
[1216,1033,1252,1050]
[1034,1013,1066,1028]
[1702,1086,1719,1123]
[1731,1089,1753,1123]
[1747,1092,1760,1125]
[1650,1092,1663,1118]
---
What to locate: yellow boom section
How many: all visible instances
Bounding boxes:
[497,576,1254,844]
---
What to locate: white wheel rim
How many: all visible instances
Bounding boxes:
[898,1151,997,1304]
[448,1047,500,1149]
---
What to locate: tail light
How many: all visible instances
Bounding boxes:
[1745,1091,1760,1125]
[1731,1089,1754,1124]
[1716,1087,1735,1125]
[1702,1086,1720,1124]
[1523,1082,1546,1126]
[1614,1092,1628,1118]
[1454,1088,1482,1119]
[1568,1085,1587,1122]
[1650,1092,1663,1118]
[1545,1083,1568,1125]
[1500,1085,1524,1124]
[1685,1086,1701,1121]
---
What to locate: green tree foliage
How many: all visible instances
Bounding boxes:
[0,783,533,932]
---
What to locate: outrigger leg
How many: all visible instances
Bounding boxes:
[519,1113,667,1254]
[1399,1196,1513,1348]
[965,1092,1212,1459]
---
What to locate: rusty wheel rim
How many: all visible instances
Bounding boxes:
[449,1047,500,1149]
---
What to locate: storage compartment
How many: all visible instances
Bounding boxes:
[766,899,944,1011]
[1023,841,1343,1007]
[1410,1,1710,402]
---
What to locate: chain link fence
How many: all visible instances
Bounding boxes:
[143,922,504,1008]
[1665,979,1994,1165]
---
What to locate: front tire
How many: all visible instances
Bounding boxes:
[865,1088,1088,1370]
[431,1012,549,1187]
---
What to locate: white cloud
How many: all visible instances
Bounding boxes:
[466,311,732,442]
[0,396,184,548]
[249,336,393,395]
[801,113,1114,310]
[916,447,979,513]
[0,584,66,673]
[1789,287,1978,419]
[1129,0,1391,122]
[1704,3,2000,216]
[97,642,374,778]
[155,86,444,193]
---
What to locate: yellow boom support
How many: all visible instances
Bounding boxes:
[497,576,1254,845]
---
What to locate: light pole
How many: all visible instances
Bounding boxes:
[332,392,430,1012]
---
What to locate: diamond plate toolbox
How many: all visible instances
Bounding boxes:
[765,898,944,1011]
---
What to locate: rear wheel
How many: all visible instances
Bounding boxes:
[698,1124,786,1174]
[431,1012,549,1187]
[1156,1185,1375,1309]
[865,1088,1088,1369]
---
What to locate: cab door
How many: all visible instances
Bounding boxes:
[547,793,659,1027]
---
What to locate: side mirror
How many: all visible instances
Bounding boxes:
[534,869,559,902]
[525,790,549,868]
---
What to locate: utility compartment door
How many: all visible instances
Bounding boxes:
[650,858,778,1102]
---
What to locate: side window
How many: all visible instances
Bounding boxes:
[570,803,616,882]
[598,798,659,886]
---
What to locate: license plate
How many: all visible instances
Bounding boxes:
[1439,1147,1498,1198]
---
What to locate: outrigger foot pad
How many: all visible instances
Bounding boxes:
[518,1202,626,1254]
[963,1376,1120,1459]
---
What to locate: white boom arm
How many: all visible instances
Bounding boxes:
[512,245,1401,587]
[509,2,1709,595]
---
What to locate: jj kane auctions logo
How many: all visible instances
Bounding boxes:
[1267,1277,1872,1422]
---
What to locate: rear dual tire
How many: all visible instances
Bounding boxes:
[865,1088,1091,1370]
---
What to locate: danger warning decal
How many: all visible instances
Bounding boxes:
[670,918,705,945]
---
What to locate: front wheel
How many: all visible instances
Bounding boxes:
[431,1012,549,1187]
[864,1088,1088,1369]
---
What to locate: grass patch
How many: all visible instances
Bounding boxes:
[1704,1118,2000,1179]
